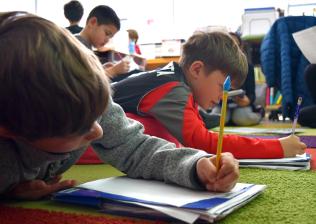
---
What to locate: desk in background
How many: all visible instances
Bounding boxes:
[145,56,179,71]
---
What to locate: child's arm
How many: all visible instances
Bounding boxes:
[92,98,216,190]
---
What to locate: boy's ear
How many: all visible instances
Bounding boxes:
[87,17,98,27]
[0,126,17,139]
[188,61,204,79]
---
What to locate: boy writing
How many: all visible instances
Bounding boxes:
[112,31,306,159]
[0,12,238,200]
[76,5,130,79]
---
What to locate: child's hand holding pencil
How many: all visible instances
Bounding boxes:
[279,97,306,158]
[196,153,239,192]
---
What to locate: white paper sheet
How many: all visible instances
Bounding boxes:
[79,177,250,207]
[293,26,316,63]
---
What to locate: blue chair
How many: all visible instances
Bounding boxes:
[260,16,316,119]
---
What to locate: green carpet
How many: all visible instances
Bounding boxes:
[3,164,316,224]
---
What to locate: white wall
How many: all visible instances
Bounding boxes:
[0,0,315,44]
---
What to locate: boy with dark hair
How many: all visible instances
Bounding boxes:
[64,0,84,34]
[77,5,130,79]
[112,31,306,159]
[0,12,239,200]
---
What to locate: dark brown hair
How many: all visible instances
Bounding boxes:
[86,5,120,30]
[0,12,110,140]
[179,31,248,88]
[64,0,84,22]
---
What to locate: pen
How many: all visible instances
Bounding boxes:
[291,97,302,135]
[228,89,244,97]
[215,76,231,171]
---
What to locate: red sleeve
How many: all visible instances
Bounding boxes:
[135,45,141,55]
[182,95,284,159]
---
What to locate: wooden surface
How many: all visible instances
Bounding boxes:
[145,56,179,71]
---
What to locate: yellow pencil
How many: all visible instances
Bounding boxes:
[215,76,231,171]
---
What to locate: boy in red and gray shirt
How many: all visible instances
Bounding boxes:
[113,32,306,159]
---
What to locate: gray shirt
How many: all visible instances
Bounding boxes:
[75,34,92,50]
[0,98,208,195]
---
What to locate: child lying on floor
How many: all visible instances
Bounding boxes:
[0,11,238,200]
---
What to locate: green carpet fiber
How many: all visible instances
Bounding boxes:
[3,164,316,224]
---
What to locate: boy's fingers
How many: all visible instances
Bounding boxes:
[9,179,77,200]
[216,153,238,178]
[47,179,77,193]
[217,158,239,179]
[29,179,77,200]
[203,162,217,184]
[214,171,239,192]
[47,175,63,184]
[209,153,239,192]
[197,158,217,185]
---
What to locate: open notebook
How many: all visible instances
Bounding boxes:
[53,176,266,224]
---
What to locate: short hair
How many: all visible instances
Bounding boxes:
[0,11,110,140]
[179,31,248,89]
[127,29,139,43]
[229,32,242,47]
[86,5,120,30]
[64,0,84,22]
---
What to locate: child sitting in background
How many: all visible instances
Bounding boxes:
[112,31,306,159]
[298,64,316,127]
[212,32,264,126]
[127,29,142,55]
[63,0,84,34]
[0,12,239,200]
[76,5,130,79]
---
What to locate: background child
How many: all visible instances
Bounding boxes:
[63,0,84,34]
[298,64,316,127]
[127,29,142,55]
[211,32,264,126]
[0,12,239,200]
[76,5,130,79]
[112,31,306,159]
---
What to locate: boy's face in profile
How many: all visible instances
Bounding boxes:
[88,17,118,48]
[25,121,103,154]
[189,62,227,110]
